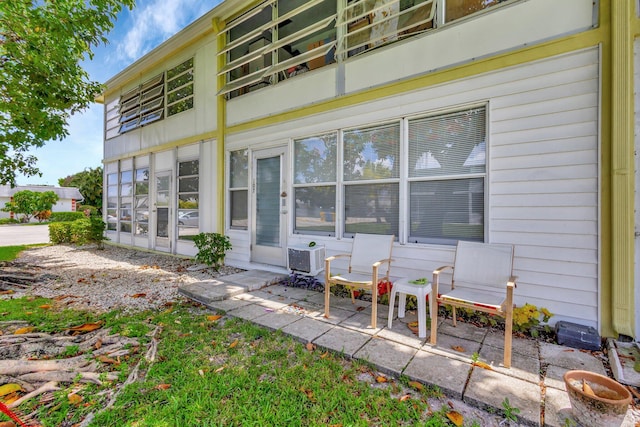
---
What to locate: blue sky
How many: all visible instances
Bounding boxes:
[17,0,220,186]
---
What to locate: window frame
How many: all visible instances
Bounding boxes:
[229,149,249,230]
[177,159,200,240]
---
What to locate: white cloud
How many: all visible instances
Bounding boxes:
[117,0,214,62]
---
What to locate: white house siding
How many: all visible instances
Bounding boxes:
[225,0,595,127]
[225,46,600,329]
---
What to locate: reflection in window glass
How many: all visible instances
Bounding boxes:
[344,183,399,236]
[343,123,400,181]
[229,150,248,230]
[408,106,486,244]
[134,167,149,236]
[178,159,199,240]
[294,133,337,184]
[294,186,336,236]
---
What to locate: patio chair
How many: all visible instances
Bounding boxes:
[324,233,394,328]
[430,241,517,367]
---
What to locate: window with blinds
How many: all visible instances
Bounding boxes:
[293,132,337,235]
[287,106,486,244]
[408,107,486,244]
[229,150,249,230]
[106,172,118,231]
[343,122,400,237]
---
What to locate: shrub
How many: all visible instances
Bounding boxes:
[0,218,19,225]
[35,210,51,222]
[193,232,232,270]
[49,217,107,248]
[49,211,85,222]
[49,222,72,244]
[77,205,98,216]
[513,303,553,337]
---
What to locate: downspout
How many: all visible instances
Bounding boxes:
[212,18,226,234]
[610,0,635,338]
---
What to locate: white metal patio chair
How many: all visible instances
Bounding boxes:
[324,233,394,328]
[430,241,517,367]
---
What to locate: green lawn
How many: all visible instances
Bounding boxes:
[0,245,38,261]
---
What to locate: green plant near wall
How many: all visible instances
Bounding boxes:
[193,232,232,270]
[512,303,553,337]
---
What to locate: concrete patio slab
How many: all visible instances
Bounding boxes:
[465,366,541,426]
[251,310,302,331]
[313,326,371,358]
[484,330,540,358]
[353,338,418,376]
[281,317,335,344]
[179,281,246,303]
[437,319,489,343]
[478,343,540,384]
[403,349,470,399]
[339,312,384,335]
[424,333,482,363]
[542,386,572,427]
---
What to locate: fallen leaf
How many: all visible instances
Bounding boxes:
[229,339,239,349]
[130,293,146,298]
[97,355,119,365]
[408,381,424,391]
[582,379,596,397]
[0,421,17,427]
[451,345,465,352]
[301,388,316,402]
[376,375,388,383]
[2,392,19,405]
[446,410,464,427]
[156,384,171,390]
[356,306,366,312]
[472,361,493,370]
[306,342,316,352]
[207,315,222,321]
[67,322,103,334]
[14,327,35,335]
[38,304,52,310]
[198,369,204,377]
[320,351,329,359]
[399,394,411,401]
[0,290,14,295]
[0,383,23,397]
[68,393,83,405]
[215,366,225,373]
[95,339,102,350]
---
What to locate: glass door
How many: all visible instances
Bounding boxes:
[251,146,288,266]
[154,171,172,252]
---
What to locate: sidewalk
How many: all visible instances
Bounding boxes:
[179,269,639,427]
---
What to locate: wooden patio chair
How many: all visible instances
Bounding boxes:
[324,233,394,328]
[430,241,517,367]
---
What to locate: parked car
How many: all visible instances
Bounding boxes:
[178,211,198,227]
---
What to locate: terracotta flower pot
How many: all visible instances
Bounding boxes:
[563,370,632,427]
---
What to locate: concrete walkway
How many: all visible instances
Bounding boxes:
[179,270,637,427]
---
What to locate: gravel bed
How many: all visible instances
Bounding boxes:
[2,244,244,312]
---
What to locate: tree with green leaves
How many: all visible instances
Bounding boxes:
[1,190,59,222]
[59,166,103,212]
[0,0,135,187]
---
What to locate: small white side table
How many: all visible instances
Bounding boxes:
[388,278,432,338]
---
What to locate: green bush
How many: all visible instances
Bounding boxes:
[49,211,85,222]
[0,218,20,225]
[193,232,232,270]
[49,217,107,248]
[77,205,98,216]
[49,222,72,244]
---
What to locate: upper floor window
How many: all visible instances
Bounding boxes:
[218,0,338,98]
[108,58,195,138]
[221,0,518,98]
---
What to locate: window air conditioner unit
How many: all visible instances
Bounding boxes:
[287,244,325,276]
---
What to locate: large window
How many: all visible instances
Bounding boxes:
[109,58,194,138]
[343,122,400,237]
[293,132,337,236]
[229,150,249,229]
[106,172,118,231]
[219,0,338,97]
[220,0,518,97]
[119,170,133,233]
[290,106,486,244]
[408,108,486,244]
[177,160,199,240]
[134,168,149,236]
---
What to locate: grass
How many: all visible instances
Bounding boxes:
[0,245,486,426]
[0,297,470,427]
[0,244,48,261]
